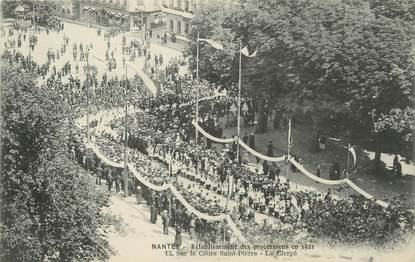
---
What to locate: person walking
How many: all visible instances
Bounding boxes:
[114,173,120,193]
[96,164,102,185]
[174,224,182,247]
[267,141,274,157]
[106,168,113,192]
[162,210,169,235]
[136,185,142,204]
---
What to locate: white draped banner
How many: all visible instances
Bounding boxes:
[180,93,227,108]
[289,157,389,207]
[289,158,347,185]
[192,121,235,143]
[86,143,124,168]
[169,185,227,221]
[128,163,171,191]
[238,139,286,162]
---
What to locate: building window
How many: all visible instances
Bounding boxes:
[169,0,173,8]
[177,21,181,34]
[185,0,189,12]
[184,23,189,34]
[170,20,174,31]
[177,0,181,10]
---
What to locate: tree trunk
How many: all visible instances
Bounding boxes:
[255,98,267,133]
[373,134,382,175]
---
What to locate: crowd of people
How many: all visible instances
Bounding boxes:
[2,22,414,251]
[46,16,64,32]
[71,132,239,245]
[102,79,414,248]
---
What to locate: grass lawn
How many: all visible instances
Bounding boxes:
[215,116,415,207]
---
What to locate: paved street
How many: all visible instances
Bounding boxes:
[2,4,414,260]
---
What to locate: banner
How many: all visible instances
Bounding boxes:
[128,163,171,191]
[169,185,227,221]
[289,158,346,185]
[240,46,257,57]
[193,121,235,143]
[348,145,357,166]
[289,157,389,208]
[199,38,224,50]
[345,180,388,207]
[238,139,286,162]
[86,143,124,168]
[225,215,248,243]
[179,93,227,108]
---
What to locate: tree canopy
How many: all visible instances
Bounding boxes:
[1,63,115,261]
[185,0,414,160]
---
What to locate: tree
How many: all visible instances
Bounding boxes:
[1,63,115,261]
[185,0,414,170]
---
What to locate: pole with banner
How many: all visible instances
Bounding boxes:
[286,118,292,181]
[238,45,257,164]
[236,42,242,164]
[346,144,356,178]
[195,31,200,143]
[195,36,224,142]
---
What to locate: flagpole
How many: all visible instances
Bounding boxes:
[123,53,128,197]
[236,41,242,165]
[195,31,200,143]
[346,143,350,177]
[286,118,291,181]
[86,51,90,143]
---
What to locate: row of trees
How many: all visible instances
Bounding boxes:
[2,0,55,26]
[1,63,116,261]
[185,0,415,172]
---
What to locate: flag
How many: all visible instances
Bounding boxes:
[240,46,257,57]
[348,144,356,166]
[199,38,224,50]
[288,119,293,151]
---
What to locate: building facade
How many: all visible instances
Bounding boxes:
[52,0,80,20]
[161,0,237,41]
[78,0,130,30]
[128,0,164,32]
